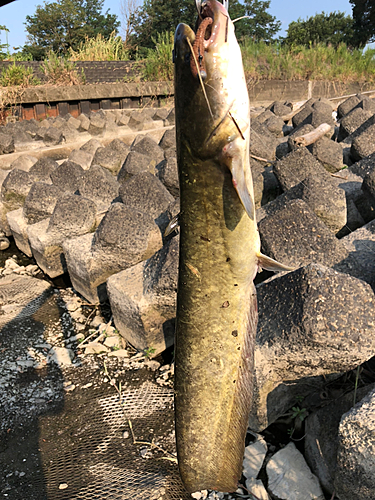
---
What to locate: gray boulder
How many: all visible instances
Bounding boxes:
[117,151,156,183]
[305,383,375,495]
[334,387,375,500]
[131,135,165,165]
[357,94,375,113]
[78,165,119,213]
[253,109,275,125]
[23,182,63,224]
[8,155,37,172]
[59,123,80,143]
[27,194,97,278]
[340,219,375,288]
[77,113,90,131]
[28,157,58,183]
[308,137,344,173]
[63,203,163,303]
[263,114,285,136]
[50,160,85,194]
[159,128,176,150]
[251,263,375,430]
[48,194,97,237]
[119,171,174,231]
[80,138,102,156]
[257,171,347,234]
[43,127,63,146]
[92,145,127,175]
[250,122,278,160]
[156,158,179,198]
[292,105,313,128]
[68,149,94,170]
[273,148,327,191]
[267,101,292,117]
[349,151,375,178]
[258,199,349,269]
[351,121,375,161]
[88,113,106,135]
[7,182,63,257]
[337,108,374,142]
[165,108,175,126]
[117,113,130,127]
[337,95,361,119]
[362,167,375,205]
[1,169,34,211]
[107,235,179,356]
[0,132,15,155]
[251,159,280,208]
[128,112,145,131]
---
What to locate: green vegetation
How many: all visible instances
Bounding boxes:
[23,0,120,60]
[0,25,10,61]
[40,52,85,85]
[241,40,375,83]
[284,12,355,48]
[144,346,156,359]
[69,32,129,61]
[143,31,173,82]
[228,0,281,42]
[0,0,374,86]
[350,0,375,47]
[128,0,280,53]
[0,63,40,87]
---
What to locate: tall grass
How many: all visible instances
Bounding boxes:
[143,31,174,82]
[0,63,40,86]
[69,32,129,61]
[40,52,85,86]
[241,40,375,83]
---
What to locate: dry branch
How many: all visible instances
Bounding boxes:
[292,123,332,147]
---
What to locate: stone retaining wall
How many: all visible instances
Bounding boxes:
[0,60,143,84]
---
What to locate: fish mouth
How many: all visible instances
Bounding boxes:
[191,0,229,81]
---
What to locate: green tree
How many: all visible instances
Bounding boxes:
[228,0,281,42]
[129,0,281,52]
[0,25,9,60]
[350,0,375,47]
[284,12,354,48]
[23,0,120,60]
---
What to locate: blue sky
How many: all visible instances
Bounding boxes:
[0,0,353,51]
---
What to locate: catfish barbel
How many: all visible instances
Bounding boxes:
[173,0,290,493]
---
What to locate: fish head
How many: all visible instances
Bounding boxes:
[174,0,249,158]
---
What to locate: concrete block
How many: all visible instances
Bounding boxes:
[107,236,179,355]
[6,208,33,257]
[258,199,349,269]
[63,203,163,303]
[335,387,375,500]
[251,263,375,430]
[27,194,97,278]
[273,148,327,191]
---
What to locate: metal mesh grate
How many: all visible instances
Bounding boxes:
[39,377,189,500]
[1,366,190,500]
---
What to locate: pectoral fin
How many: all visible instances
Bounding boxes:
[229,156,255,220]
[257,253,294,272]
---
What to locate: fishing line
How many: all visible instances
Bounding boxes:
[186,37,213,119]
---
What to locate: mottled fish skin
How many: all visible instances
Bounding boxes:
[174,0,259,493]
